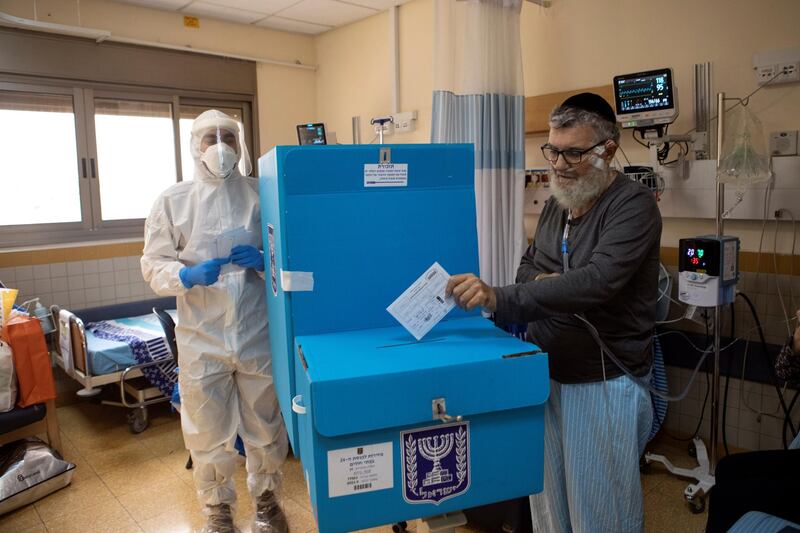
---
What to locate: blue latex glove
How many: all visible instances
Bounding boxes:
[179,257,230,288]
[230,245,265,271]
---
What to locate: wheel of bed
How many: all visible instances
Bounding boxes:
[127,406,149,434]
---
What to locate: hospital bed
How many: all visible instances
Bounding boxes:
[52,297,178,434]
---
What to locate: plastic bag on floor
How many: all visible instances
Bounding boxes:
[0,438,75,515]
[0,341,16,412]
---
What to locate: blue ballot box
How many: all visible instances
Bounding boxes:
[259,144,549,532]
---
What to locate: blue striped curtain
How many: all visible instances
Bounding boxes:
[431,92,525,171]
[431,0,526,287]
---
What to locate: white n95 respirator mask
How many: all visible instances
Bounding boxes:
[201,143,238,178]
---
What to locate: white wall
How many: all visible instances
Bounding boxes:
[314,0,433,144]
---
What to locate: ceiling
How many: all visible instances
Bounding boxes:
[112,0,408,35]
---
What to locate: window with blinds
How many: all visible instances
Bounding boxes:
[0,28,258,247]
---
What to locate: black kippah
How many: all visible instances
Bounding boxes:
[560,92,617,124]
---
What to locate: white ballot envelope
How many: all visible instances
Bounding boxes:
[215,226,255,275]
[387,262,456,341]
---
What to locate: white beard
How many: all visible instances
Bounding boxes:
[549,165,615,211]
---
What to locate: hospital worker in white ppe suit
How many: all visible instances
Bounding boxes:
[142,109,289,533]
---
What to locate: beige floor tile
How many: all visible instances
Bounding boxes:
[232,467,256,526]
[644,475,708,533]
[146,405,181,428]
[285,485,312,513]
[232,465,255,514]
[57,403,122,435]
[234,502,255,529]
[641,468,671,496]
[644,485,707,533]
[68,425,142,456]
[279,497,316,533]
[33,469,116,523]
[0,503,44,531]
[117,476,198,523]
[138,422,187,458]
[646,438,702,470]
[16,525,48,533]
[308,515,420,532]
[137,504,205,533]
[42,498,143,533]
[83,440,158,475]
[101,457,184,498]
[159,449,196,486]
[282,457,311,511]
[57,440,98,483]
[58,431,86,462]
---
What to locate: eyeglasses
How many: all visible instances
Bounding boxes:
[540,140,608,166]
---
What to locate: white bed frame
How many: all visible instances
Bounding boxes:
[51,306,173,433]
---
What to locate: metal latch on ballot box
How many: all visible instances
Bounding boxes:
[432,398,462,423]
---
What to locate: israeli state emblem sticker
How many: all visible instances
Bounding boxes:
[401,421,470,505]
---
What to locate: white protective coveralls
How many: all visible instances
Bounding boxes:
[141,110,288,508]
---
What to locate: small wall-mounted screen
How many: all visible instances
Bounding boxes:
[297,123,326,145]
[613,68,677,128]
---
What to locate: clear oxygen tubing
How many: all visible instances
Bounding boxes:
[575,312,711,402]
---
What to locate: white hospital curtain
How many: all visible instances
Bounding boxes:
[431,0,526,288]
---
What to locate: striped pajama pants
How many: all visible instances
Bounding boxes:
[530,374,652,533]
[728,511,800,532]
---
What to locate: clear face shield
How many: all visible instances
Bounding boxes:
[191,110,253,178]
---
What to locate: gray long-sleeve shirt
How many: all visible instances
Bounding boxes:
[494,173,662,383]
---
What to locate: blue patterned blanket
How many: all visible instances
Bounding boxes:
[86,315,178,398]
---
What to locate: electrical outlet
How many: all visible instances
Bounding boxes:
[391,111,418,134]
[753,47,800,85]
[755,64,778,84]
[778,61,800,83]
[770,130,798,156]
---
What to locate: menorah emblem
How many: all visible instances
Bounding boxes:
[402,422,470,505]
[419,434,454,487]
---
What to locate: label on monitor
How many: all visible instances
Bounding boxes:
[723,240,737,282]
[327,442,393,497]
[364,163,408,187]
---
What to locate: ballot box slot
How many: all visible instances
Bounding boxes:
[297,345,309,371]
[376,338,446,349]
[502,349,542,359]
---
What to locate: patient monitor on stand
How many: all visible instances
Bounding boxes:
[614,68,708,183]
[614,67,679,129]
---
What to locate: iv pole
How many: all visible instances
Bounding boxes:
[646,81,784,512]
[642,91,727,514]
[709,91,725,474]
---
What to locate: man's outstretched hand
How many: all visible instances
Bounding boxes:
[446,273,497,312]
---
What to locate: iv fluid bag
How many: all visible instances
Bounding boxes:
[717,105,771,185]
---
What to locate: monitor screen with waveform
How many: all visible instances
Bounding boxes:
[613,68,677,128]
